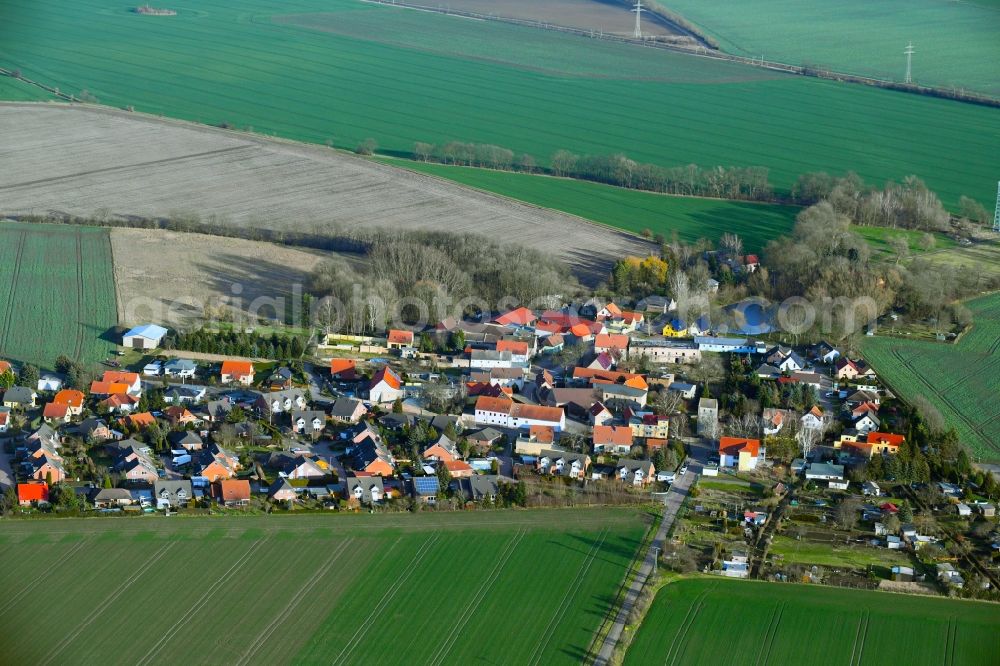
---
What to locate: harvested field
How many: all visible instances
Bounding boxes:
[110,228,347,328]
[379,0,681,37]
[0,509,647,665]
[0,104,651,282]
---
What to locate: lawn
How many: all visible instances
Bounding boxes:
[659,0,1000,97]
[380,159,799,251]
[625,577,1000,665]
[863,292,1000,461]
[768,535,911,570]
[0,220,118,368]
[0,508,647,664]
[854,225,957,257]
[0,0,998,207]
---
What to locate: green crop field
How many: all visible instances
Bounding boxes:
[863,292,1000,460]
[0,221,117,368]
[0,509,647,664]
[1,0,998,208]
[658,0,1000,97]
[625,578,1000,666]
[0,75,56,101]
[381,158,800,251]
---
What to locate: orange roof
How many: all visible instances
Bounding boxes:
[103,393,139,408]
[621,311,644,323]
[530,425,555,443]
[330,358,356,374]
[0,411,8,426]
[53,389,85,408]
[866,432,905,447]
[510,403,563,422]
[594,334,629,350]
[127,412,157,428]
[219,479,251,501]
[807,405,824,417]
[387,329,414,345]
[43,402,69,419]
[719,437,761,457]
[593,425,634,446]
[572,367,647,390]
[18,483,48,502]
[444,459,473,473]
[371,366,401,390]
[475,395,514,414]
[221,360,254,378]
[604,302,623,317]
[165,406,195,421]
[102,371,139,385]
[570,323,592,338]
[90,381,130,396]
[494,307,536,327]
[646,437,668,449]
[496,339,529,355]
[0,361,11,375]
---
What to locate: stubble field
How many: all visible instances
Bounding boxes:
[863,292,1000,460]
[110,228,342,329]
[0,219,117,367]
[625,578,1000,666]
[0,509,647,665]
[0,0,997,207]
[0,104,651,282]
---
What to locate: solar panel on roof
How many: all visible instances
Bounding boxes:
[414,477,439,494]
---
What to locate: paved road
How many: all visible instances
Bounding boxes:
[593,463,697,666]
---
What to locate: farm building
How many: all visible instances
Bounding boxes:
[122,323,168,349]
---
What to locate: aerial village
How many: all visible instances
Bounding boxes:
[3,269,998,600]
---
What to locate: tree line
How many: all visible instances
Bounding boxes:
[166,328,305,359]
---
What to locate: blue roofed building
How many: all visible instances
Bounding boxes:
[410,476,440,504]
[122,324,169,350]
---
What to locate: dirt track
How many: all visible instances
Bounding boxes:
[0,103,652,283]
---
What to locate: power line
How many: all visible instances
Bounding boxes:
[904,42,915,84]
[993,181,1000,234]
[632,0,643,39]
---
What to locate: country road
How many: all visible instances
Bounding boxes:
[593,462,697,665]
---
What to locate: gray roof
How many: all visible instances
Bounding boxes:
[329,397,364,418]
[164,358,197,371]
[154,480,192,505]
[456,474,504,501]
[699,398,718,410]
[268,477,296,497]
[5,386,35,404]
[92,488,133,501]
[170,430,203,447]
[467,427,503,443]
[291,409,326,423]
[617,459,653,472]
[345,475,384,496]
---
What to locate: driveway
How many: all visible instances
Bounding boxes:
[0,449,15,489]
[304,362,333,407]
